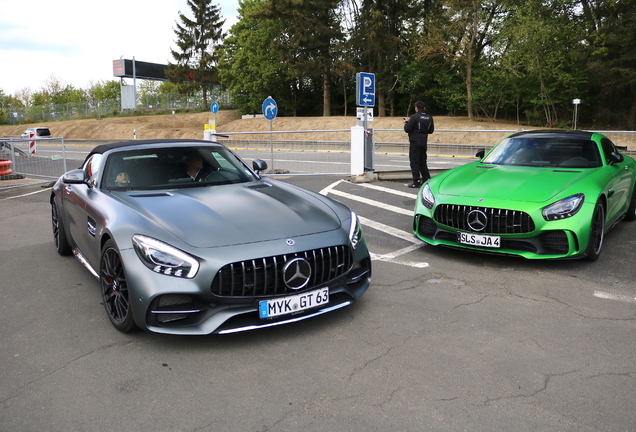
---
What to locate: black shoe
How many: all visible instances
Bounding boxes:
[406,183,420,188]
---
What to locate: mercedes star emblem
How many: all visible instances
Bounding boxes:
[467,209,488,232]
[282,257,312,290]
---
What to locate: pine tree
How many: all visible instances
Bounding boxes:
[167,0,225,108]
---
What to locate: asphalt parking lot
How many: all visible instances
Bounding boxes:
[1,175,635,432]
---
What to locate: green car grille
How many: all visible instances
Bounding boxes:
[210,245,353,297]
[434,204,535,234]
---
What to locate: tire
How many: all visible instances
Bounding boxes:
[584,201,605,261]
[625,183,636,222]
[51,201,72,256]
[100,239,137,332]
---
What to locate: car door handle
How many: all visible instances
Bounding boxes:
[64,185,72,194]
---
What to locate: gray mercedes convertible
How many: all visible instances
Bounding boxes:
[51,139,371,335]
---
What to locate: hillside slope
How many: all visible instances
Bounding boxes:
[2,110,634,147]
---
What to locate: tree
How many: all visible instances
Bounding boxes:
[167,0,226,108]
[350,0,417,116]
[257,0,345,116]
[218,0,292,114]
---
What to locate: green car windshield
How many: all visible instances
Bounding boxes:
[103,146,259,190]
[482,137,602,168]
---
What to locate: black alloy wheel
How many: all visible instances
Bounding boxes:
[585,201,605,261]
[51,201,72,256]
[100,239,137,332]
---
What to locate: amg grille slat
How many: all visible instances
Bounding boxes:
[210,245,354,298]
[434,205,535,234]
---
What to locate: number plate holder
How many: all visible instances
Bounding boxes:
[259,287,329,319]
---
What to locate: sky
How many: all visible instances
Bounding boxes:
[0,0,239,96]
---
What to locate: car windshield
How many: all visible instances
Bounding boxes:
[482,136,602,168]
[103,146,259,190]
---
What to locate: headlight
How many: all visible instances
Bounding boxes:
[349,211,362,250]
[132,234,199,278]
[542,194,585,221]
[421,183,435,209]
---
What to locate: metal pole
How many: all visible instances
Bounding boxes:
[269,119,274,170]
[133,56,137,110]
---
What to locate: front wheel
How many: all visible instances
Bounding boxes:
[51,201,72,256]
[100,239,137,332]
[584,201,605,261]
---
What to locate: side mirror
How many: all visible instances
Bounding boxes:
[609,152,624,165]
[475,148,485,159]
[62,169,87,184]
[252,159,268,174]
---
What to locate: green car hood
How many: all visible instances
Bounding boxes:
[437,163,592,203]
[118,182,341,248]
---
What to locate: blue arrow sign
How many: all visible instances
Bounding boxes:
[356,72,375,107]
[262,97,278,120]
[210,102,219,113]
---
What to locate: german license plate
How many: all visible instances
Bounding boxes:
[259,287,329,319]
[457,232,501,248]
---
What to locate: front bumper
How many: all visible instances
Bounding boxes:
[413,200,596,260]
[121,231,372,335]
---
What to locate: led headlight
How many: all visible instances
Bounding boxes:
[349,211,362,250]
[132,234,199,278]
[421,183,435,209]
[542,194,585,221]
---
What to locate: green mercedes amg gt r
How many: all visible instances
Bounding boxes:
[413,130,636,260]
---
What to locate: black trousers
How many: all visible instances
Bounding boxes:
[409,143,430,184]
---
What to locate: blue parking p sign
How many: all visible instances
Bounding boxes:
[356,72,375,107]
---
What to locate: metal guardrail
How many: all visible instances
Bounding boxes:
[0,138,69,190]
[2,129,636,190]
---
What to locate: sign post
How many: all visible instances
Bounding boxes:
[572,98,581,130]
[262,96,278,170]
[355,73,375,171]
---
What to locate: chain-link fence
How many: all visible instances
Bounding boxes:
[4,90,232,125]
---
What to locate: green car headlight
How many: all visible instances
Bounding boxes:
[542,194,585,221]
[132,234,199,278]
[349,211,362,250]
[421,183,435,209]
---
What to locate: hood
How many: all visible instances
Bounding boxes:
[437,163,593,203]
[117,181,342,248]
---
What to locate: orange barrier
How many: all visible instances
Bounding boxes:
[0,159,13,176]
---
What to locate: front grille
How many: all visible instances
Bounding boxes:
[210,245,353,297]
[434,204,535,234]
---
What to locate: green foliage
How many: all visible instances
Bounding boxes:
[218,0,290,114]
[4,0,636,128]
[167,0,226,108]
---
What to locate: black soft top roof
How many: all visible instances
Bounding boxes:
[508,129,596,140]
[84,139,223,164]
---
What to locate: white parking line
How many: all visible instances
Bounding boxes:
[593,290,636,304]
[327,189,413,216]
[321,180,429,268]
[354,182,418,199]
[358,216,419,243]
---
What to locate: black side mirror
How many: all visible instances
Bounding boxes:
[252,159,268,174]
[609,152,624,165]
[475,148,485,159]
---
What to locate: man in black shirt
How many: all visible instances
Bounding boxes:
[403,101,434,188]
